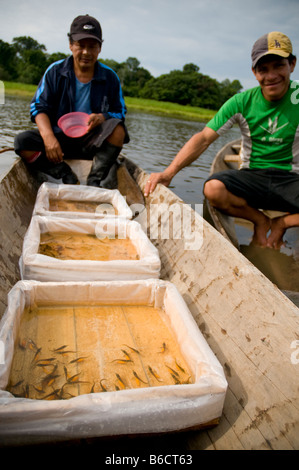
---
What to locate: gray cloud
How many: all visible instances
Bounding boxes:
[1,0,298,90]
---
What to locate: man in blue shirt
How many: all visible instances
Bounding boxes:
[14,14,129,186]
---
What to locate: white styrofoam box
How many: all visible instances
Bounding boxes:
[20,215,161,281]
[0,279,227,446]
[33,182,133,219]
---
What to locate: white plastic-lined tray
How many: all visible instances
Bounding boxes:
[20,215,161,281]
[0,279,227,446]
[33,182,133,219]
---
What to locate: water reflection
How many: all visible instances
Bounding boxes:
[0,95,34,146]
[124,110,240,205]
[0,95,240,205]
[0,95,35,176]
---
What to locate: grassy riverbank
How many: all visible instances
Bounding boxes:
[125,97,216,122]
[3,81,216,122]
[3,81,37,98]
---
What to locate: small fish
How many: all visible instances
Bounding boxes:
[175,360,186,374]
[53,345,68,352]
[133,370,148,385]
[115,373,126,389]
[171,373,181,385]
[44,389,60,400]
[23,384,30,398]
[67,373,81,383]
[45,377,56,387]
[31,347,42,363]
[183,376,192,384]
[121,349,132,361]
[158,342,167,353]
[61,390,75,399]
[111,358,132,364]
[36,363,57,374]
[122,344,140,355]
[63,366,69,381]
[69,356,89,364]
[55,350,76,356]
[165,364,180,377]
[37,358,56,365]
[67,373,89,385]
[33,385,45,395]
[100,379,108,392]
[148,366,163,382]
[28,339,38,351]
[42,374,59,388]
[10,379,24,389]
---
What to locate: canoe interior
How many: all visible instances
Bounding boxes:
[1,152,299,450]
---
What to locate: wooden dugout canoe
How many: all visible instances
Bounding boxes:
[0,151,299,450]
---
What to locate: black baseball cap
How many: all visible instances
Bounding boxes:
[69,15,103,44]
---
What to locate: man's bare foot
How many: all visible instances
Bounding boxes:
[251,217,271,247]
[266,216,286,250]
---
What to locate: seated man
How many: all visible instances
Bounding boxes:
[14,14,129,186]
[145,31,299,250]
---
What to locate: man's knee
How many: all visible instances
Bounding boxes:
[14,133,25,155]
[106,124,126,147]
[14,130,43,156]
[204,179,227,204]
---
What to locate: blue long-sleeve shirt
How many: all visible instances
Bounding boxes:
[30,56,127,132]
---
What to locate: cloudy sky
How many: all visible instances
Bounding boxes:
[0,0,298,90]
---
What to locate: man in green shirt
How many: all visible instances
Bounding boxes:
[145,32,299,250]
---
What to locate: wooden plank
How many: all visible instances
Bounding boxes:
[224,154,241,162]
[0,157,38,319]
[137,171,299,450]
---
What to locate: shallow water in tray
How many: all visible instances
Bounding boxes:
[38,232,139,261]
[7,304,193,399]
[49,199,118,215]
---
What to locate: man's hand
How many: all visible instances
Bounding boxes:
[144,127,219,197]
[87,113,105,132]
[43,134,64,163]
[35,113,63,163]
[144,171,173,196]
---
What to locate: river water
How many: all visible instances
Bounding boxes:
[1,95,299,295]
[0,95,241,206]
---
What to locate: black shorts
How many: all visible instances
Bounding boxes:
[205,168,299,213]
[14,118,130,160]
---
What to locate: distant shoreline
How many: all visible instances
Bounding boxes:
[3,81,216,123]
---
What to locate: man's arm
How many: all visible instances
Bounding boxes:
[144,126,219,196]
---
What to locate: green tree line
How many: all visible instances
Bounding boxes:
[0,36,243,109]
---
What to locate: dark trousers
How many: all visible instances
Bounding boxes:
[14,119,129,184]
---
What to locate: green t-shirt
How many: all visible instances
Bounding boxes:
[207,81,299,172]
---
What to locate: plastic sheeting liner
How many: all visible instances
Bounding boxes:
[0,279,227,446]
[33,182,133,220]
[20,216,161,281]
